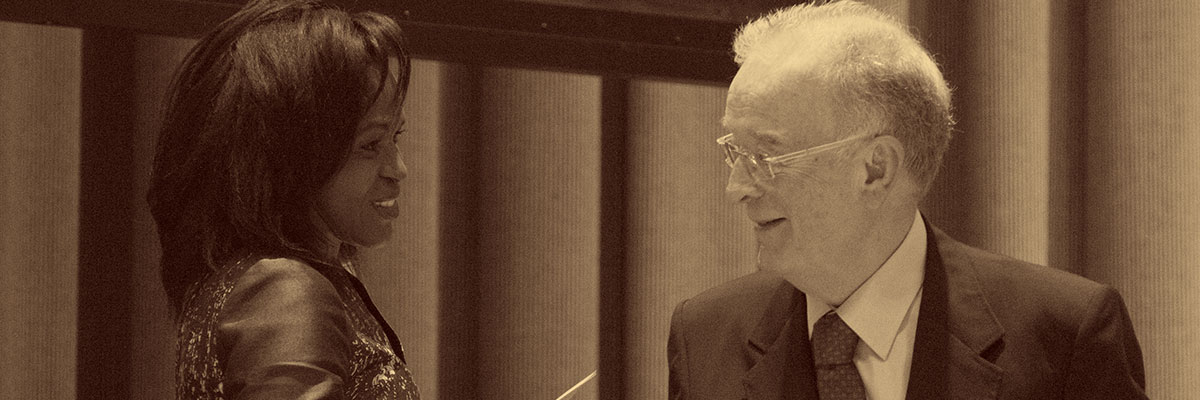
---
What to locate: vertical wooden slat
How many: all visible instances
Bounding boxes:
[917,1,1054,266]
[0,20,81,400]
[623,79,756,400]
[475,67,601,400]
[598,77,630,400]
[1045,0,1087,274]
[1086,1,1200,397]
[434,62,482,400]
[78,26,137,400]
[129,33,196,400]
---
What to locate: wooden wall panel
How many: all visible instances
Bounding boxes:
[918,1,1054,266]
[129,33,196,400]
[475,68,602,400]
[623,79,756,400]
[0,20,81,400]
[1086,1,1200,397]
[430,62,482,400]
[78,27,136,400]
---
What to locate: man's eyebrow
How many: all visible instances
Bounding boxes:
[755,132,784,147]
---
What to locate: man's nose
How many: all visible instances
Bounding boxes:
[724,160,761,203]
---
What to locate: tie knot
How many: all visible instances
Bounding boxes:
[811,312,859,366]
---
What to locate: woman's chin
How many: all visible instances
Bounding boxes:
[350,229,394,249]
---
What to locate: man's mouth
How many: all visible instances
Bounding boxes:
[755,217,786,230]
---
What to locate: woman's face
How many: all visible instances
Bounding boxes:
[314,57,407,251]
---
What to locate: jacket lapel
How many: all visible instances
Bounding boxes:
[906,223,1005,399]
[743,283,819,400]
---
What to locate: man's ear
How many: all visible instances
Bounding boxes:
[862,135,904,206]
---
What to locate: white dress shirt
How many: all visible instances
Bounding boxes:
[807,211,926,400]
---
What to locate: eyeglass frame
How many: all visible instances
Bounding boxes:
[716,132,877,179]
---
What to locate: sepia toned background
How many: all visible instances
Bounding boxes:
[1,0,1197,399]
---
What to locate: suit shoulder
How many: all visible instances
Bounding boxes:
[673,271,790,331]
[938,230,1101,289]
[936,232,1115,323]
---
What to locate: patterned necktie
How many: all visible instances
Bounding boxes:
[811,312,867,400]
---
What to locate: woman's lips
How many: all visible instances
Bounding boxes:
[372,198,399,218]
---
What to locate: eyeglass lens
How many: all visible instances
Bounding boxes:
[722,145,773,179]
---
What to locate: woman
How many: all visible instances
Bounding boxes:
[147,0,419,398]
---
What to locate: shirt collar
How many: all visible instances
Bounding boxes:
[807,210,926,360]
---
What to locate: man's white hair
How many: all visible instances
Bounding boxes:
[732,0,954,192]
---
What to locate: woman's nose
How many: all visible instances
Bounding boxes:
[382,152,407,182]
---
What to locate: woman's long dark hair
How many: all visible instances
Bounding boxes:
[147,0,411,313]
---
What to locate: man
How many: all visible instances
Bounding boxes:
[667,1,1147,399]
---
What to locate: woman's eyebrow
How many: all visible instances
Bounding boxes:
[359,121,392,134]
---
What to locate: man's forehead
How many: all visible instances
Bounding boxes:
[725,69,791,124]
[729,60,791,96]
[720,108,790,152]
[728,53,829,106]
[723,64,841,152]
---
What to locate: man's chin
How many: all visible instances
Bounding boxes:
[753,252,788,277]
[754,265,785,279]
[754,253,821,295]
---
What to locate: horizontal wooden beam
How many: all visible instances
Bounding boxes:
[1,0,746,83]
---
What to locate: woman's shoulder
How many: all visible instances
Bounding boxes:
[175,255,357,398]
[198,252,338,290]
[222,256,348,314]
[237,256,335,289]
[179,254,348,325]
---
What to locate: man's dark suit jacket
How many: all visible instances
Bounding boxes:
[668,223,1147,399]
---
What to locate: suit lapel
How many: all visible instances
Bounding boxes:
[906,223,1005,399]
[739,222,1006,400]
[743,283,819,400]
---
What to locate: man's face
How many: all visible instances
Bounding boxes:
[721,61,867,297]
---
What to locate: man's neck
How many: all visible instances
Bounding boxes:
[803,206,920,307]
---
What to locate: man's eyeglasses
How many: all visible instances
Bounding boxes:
[716,132,875,180]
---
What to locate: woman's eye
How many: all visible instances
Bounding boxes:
[360,140,381,154]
